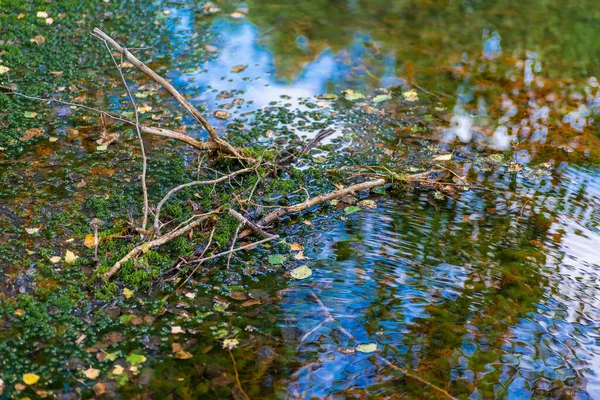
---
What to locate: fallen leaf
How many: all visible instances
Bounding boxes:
[205,45,218,53]
[48,137,58,142]
[50,71,63,77]
[342,90,365,101]
[356,343,378,353]
[23,111,38,119]
[14,383,26,391]
[268,254,286,265]
[15,309,25,316]
[214,110,230,119]
[112,365,124,375]
[83,233,95,248]
[184,292,196,299]
[372,94,391,103]
[231,65,247,73]
[507,163,522,172]
[230,11,245,18]
[25,227,40,234]
[30,35,45,46]
[137,105,152,114]
[123,288,134,299]
[358,199,377,209]
[344,206,361,214]
[289,243,304,251]
[65,250,78,264]
[174,350,193,360]
[36,11,48,18]
[171,326,185,334]
[23,373,40,385]
[290,265,312,280]
[294,251,307,260]
[0,66,10,74]
[433,153,452,161]
[20,128,44,141]
[83,368,100,380]
[119,62,134,68]
[126,353,147,366]
[93,383,106,396]
[222,338,239,350]
[241,299,261,307]
[403,90,419,102]
[49,256,61,263]
[45,17,53,24]
[17,13,25,19]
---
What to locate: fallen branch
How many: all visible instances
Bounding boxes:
[92,28,252,162]
[153,166,256,234]
[228,209,277,239]
[104,210,219,279]
[240,178,387,238]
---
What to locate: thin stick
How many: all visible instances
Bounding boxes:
[92,28,251,161]
[228,209,277,239]
[229,349,251,400]
[1,89,223,152]
[299,317,334,344]
[102,41,149,230]
[153,166,256,234]
[191,236,276,265]
[171,226,216,294]
[239,178,387,238]
[225,223,242,270]
[104,210,219,279]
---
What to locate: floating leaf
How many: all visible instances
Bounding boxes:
[344,206,361,214]
[359,199,377,209]
[65,250,78,264]
[126,353,147,366]
[214,110,231,119]
[83,368,100,380]
[23,373,40,385]
[318,93,338,100]
[222,338,239,350]
[230,11,245,18]
[137,105,152,114]
[289,243,304,251]
[174,351,193,360]
[268,254,286,265]
[290,265,312,280]
[343,90,365,101]
[25,227,40,234]
[231,65,247,73]
[372,94,391,103]
[356,343,378,353]
[433,153,452,161]
[0,66,10,74]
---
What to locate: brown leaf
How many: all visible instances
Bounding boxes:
[96,133,119,146]
[93,383,106,396]
[231,65,247,73]
[289,243,304,251]
[171,343,182,353]
[30,35,46,46]
[214,111,230,119]
[174,350,193,360]
[20,128,44,141]
[228,290,248,301]
[241,299,261,307]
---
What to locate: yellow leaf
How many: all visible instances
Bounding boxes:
[171,326,184,334]
[174,350,193,360]
[433,153,452,161]
[0,66,9,75]
[289,243,303,251]
[222,338,239,350]
[403,90,419,102]
[23,373,40,385]
[45,17,53,24]
[36,11,48,18]
[83,368,100,380]
[123,288,134,299]
[25,227,40,234]
[65,250,78,264]
[112,365,124,375]
[48,137,58,142]
[83,233,95,248]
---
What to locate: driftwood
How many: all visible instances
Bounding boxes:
[92,28,252,162]
[239,178,387,238]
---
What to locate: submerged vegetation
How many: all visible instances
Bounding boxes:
[1,0,600,399]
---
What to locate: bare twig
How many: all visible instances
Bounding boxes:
[229,349,251,400]
[92,28,252,162]
[101,40,149,230]
[104,210,219,279]
[153,166,256,234]
[190,236,276,265]
[228,209,277,239]
[225,223,242,270]
[239,178,387,238]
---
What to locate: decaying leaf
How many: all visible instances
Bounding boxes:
[25,227,40,234]
[356,343,378,353]
[20,128,44,141]
[23,373,40,385]
[93,383,106,396]
[358,199,377,209]
[30,35,45,46]
[0,66,10,74]
[112,365,124,375]
[290,265,312,280]
[123,288,134,299]
[241,299,261,307]
[171,326,185,334]
[83,233,95,248]
[289,243,304,251]
[49,256,61,263]
[403,90,419,102]
[83,368,100,380]
[507,163,523,172]
[342,90,365,101]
